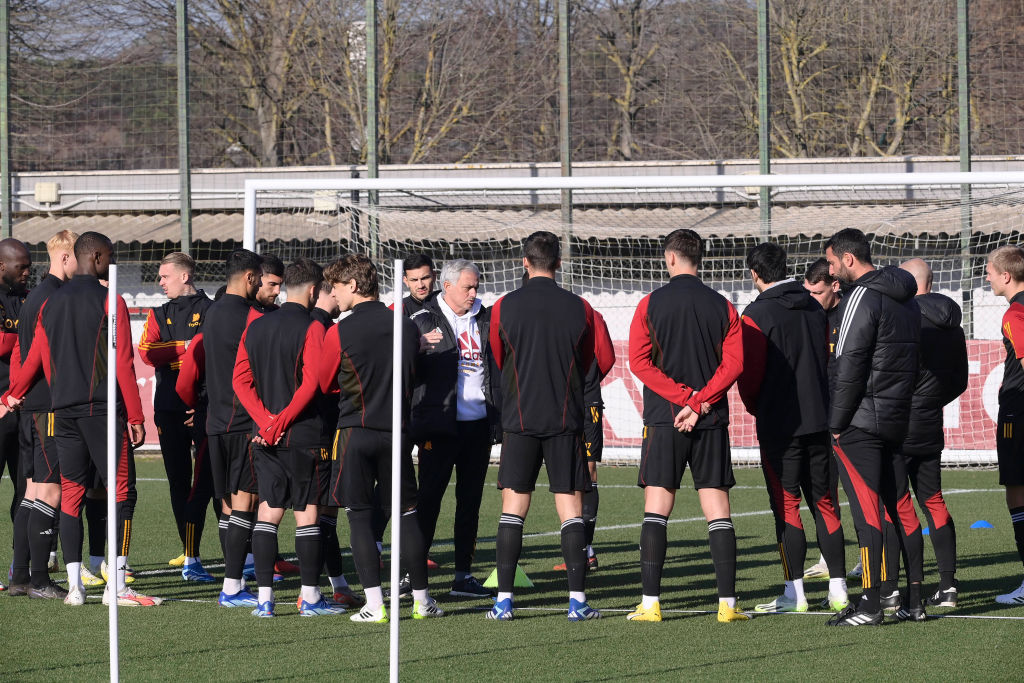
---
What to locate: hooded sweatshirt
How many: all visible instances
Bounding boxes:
[738,278,830,445]
[902,292,968,454]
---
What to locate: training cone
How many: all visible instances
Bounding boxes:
[922,527,930,536]
[483,565,534,589]
[970,520,994,529]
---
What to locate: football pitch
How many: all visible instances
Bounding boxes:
[1,458,1021,681]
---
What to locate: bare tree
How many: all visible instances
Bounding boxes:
[189,0,318,166]
[578,0,664,160]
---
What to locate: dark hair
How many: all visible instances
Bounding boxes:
[403,253,434,274]
[74,231,112,259]
[324,254,379,299]
[824,228,872,265]
[260,253,285,278]
[663,229,703,267]
[225,249,263,280]
[746,243,788,284]
[803,257,835,285]
[523,231,560,272]
[284,258,324,289]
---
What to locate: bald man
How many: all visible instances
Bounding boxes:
[884,258,966,608]
[0,239,31,593]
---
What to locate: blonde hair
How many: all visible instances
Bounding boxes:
[46,230,78,256]
[161,252,196,276]
[989,245,1024,283]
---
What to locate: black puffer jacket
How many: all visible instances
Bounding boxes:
[409,296,501,443]
[902,292,969,454]
[829,266,920,443]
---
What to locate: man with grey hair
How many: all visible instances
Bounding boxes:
[409,258,501,599]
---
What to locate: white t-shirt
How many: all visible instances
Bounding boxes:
[437,295,487,421]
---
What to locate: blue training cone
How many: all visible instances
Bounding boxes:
[971,520,994,529]
[922,527,930,536]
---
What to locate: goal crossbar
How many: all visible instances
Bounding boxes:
[243,170,1024,250]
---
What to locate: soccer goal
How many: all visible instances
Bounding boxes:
[243,171,1024,468]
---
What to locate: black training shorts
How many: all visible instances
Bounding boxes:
[29,412,60,485]
[208,431,258,500]
[253,442,319,510]
[331,427,417,512]
[583,406,604,463]
[638,424,734,490]
[497,431,591,494]
[997,410,1024,487]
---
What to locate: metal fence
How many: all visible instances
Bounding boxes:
[0,0,1020,269]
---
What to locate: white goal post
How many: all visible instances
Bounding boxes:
[243,171,1024,468]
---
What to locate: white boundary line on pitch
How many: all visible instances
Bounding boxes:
[74,593,1024,619]
[468,605,1024,621]
[128,486,1004,578]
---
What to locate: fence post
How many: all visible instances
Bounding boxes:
[958,0,973,338]
[177,0,192,256]
[366,0,379,260]
[757,0,771,239]
[559,0,572,287]
[0,0,10,240]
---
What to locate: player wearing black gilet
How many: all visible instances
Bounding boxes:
[627,229,745,624]
[232,258,343,618]
[486,231,611,622]
[4,232,155,606]
[738,243,847,615]
[176,248,263,608]
[0,238,31,595]
[319,254,442,623]
[139,252,215,579]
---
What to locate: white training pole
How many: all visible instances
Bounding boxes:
[242,187,257,251]
[389,260,403,683]
[106,264,120,683]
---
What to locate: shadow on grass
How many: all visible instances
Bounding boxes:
[585,642,861,681]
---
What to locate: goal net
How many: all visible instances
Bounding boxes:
[244,172,1024,467]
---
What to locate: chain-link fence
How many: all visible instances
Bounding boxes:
[5,0,1024,172]
[3,0,1024,295]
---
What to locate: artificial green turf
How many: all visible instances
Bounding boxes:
[1,459,1021,681]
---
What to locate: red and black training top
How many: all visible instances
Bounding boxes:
[583,310,616,408]
[737,279,829,445]
[187,293,255,435]
[139,291,212,413]
[489,276,609,437]
[310,307,340,443]
[15,274,60,413]
[319,300,419,432]
[4,274,143,423]
[233,302,323,447]
[0,281,26,393]
[1000,290,1024,415]
[629,273,743,429]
